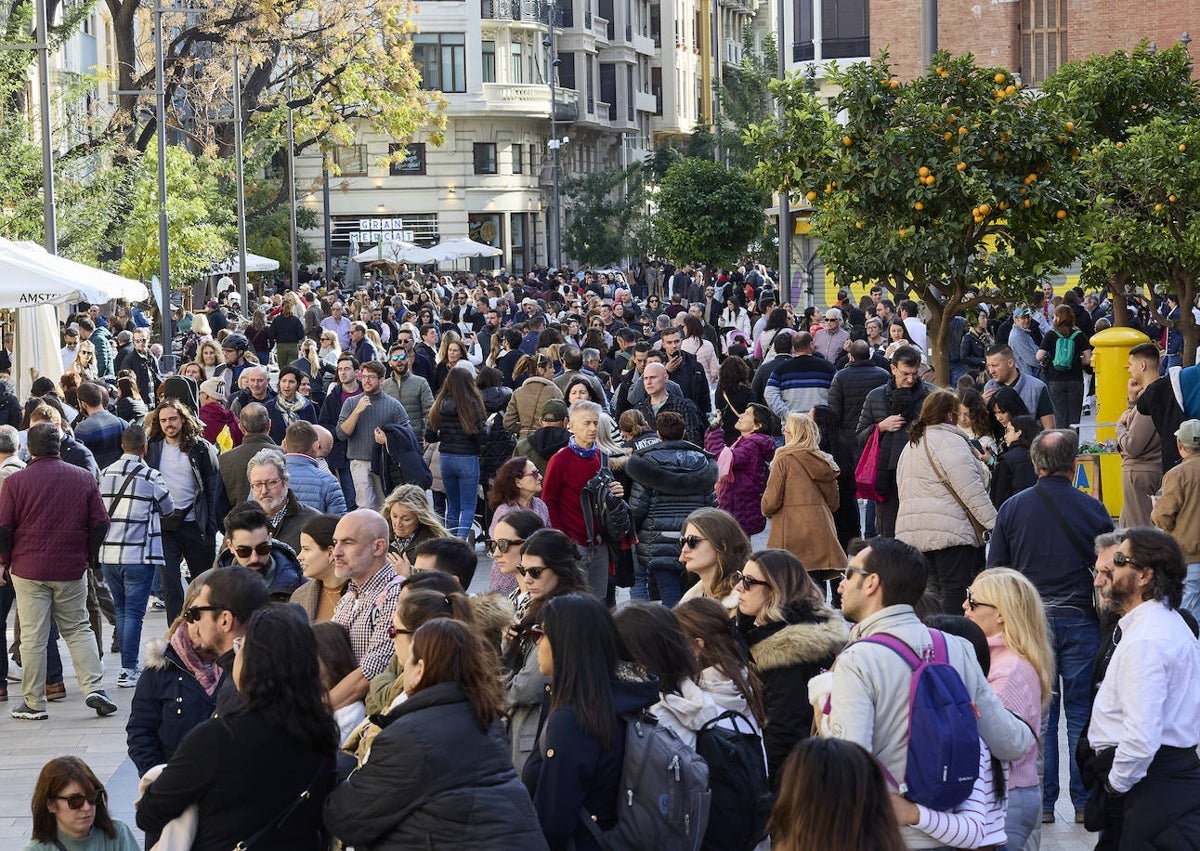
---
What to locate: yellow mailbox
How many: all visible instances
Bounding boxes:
[1088,326,1152,517]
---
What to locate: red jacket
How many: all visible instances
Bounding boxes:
[200,401,244,448]
[0,456,109,581]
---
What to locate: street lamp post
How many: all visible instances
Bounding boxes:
[154,1,172,347]
[286,82,298,291]
[543,6,562,268]
[232,48,249,308]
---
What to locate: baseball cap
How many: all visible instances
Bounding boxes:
[199,378,225,400]
[1175,419,1200,450]
[541,399,570,421]
[1012,307,1028,317]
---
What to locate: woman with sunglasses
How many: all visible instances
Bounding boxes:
[327,619,549,851]
[705,403,776,537]
[734,548,848,785]
[26,756,138,850]
[963,568,1054,848]
[487,458,551,594]
[139,605,338,850]
[677,507,751,612]
[70,340,100,382]
[505,353,564,439]
[523,593,659,851]
[500,527,587,772]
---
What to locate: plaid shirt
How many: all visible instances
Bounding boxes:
[332,563,402,680]
[98,455,175,567]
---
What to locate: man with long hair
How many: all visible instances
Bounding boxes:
[145,399,221,624]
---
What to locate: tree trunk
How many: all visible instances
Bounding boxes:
[1175,270,1198,367]
[1109,272,1131,327]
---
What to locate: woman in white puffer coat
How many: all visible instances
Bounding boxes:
[896,389,996,615]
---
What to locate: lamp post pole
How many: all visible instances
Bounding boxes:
[154,1,172,346]
[233,48,249,307]
[545,3,561,268]
[286,82,298,291]
[34,0,55,254]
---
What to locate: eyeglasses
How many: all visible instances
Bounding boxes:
[53,789,106,810]
[184,605,226,623]
[679,535,707,550]
[840,565,871,583]
[387,624,413,639]
[232,542,273,559]
[517,563,548,579]
[734,571,769,589]
[520,469,542,479]
[965,588,997,611]
[1111,552,1145,570]
[249,479,282,491]
[486,537,525,555]
[529,624,546,643]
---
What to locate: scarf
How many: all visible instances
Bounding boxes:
[169,627,219,696]
[274,392,308,428]
[567,435,598,459]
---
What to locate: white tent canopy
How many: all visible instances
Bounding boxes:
[209,252,280,274]
[426,237,503,263]
[0,237,149,308]
[353,240,436,266]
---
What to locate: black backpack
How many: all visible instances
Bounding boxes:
[580,452,634,545]
[479,411,517,485]
[694,711,772,851]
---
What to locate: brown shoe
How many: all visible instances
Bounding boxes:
[45,682,67,702]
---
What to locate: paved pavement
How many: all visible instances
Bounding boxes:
[1,550,1097,849]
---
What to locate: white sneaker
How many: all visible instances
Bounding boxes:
[116,668,140,689]
[6,660,21,682]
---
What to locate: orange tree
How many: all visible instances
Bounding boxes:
[1042,43,1200,362]
[744,50,1084,384]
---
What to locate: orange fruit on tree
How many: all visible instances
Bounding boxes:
[994,72,1006,84]
[805,190,817,202]
[944,132,954,141]
[1180,144,1187,153]
[1023,199,1031,208]
[914,202,924,211]
[856,221,864,229]
[1170,194,1178,202]
[1155,204,1164,212]
[957,162,967,171]
[919,166,930,177]
[1056,209,1067,219]
[1065,122,1075,133]
[958,126,968,135]
[843,135,853,147]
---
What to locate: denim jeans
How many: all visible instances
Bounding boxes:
[102,563,155,671]
[653,568,684,608]
[1043,612,1100,812]
[1183,563,1200,624]
[1003,785,1040,850]
[11,575,104,710]
[440,452,480,538]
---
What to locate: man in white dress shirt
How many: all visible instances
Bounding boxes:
[1085,526,1200,847]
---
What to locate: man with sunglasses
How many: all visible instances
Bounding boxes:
[182,565,269,716]
[1083,527,1200,847]
[830,537,1035,848]
[988,428,1114,824]
[213,503,303,600]
[382,344,434,442]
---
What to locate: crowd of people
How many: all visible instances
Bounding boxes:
[4,263,1200,850]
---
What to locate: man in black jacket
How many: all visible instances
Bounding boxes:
[828,341,890,466]
[659,326,711,416]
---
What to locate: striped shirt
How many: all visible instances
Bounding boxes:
[913,739,1008,849]
[98,455,175,567]
[331,563,402,680]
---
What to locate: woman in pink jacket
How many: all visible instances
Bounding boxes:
[704,403,776,536]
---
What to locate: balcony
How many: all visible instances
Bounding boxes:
[479,83,579,121]
[481,0,545,21]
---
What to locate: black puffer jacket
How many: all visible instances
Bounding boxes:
[426,396,485,457]
[324,681,549,851]
[827,361,890,462]
[126,637,217,776]
[626,440,717,579]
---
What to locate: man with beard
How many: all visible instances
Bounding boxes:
[1083,527,1200,847]
[213,502,304,600]
[183,566,269,717]
[382,344,434,442]
[243,450,320,554]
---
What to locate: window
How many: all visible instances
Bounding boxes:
[482,41,496,83]
[558,52,576,89]
[511,41,524,84]
[587,56,595,113]
[335,145,368,176]
[794,0,814,61]
[600,63,617,121]
[513,143,524,174]
[821,0,869,58]
[1021,0,1068,84]
[412,33,467,93]
[389,143,426,176]
[474,143,498,174]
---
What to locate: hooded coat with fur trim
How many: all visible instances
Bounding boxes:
[738,605,849,782]
[626,440,717,582]
[126,638,217,776]
[760,443,845,572]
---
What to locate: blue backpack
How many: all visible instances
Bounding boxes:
[859,630,980,811]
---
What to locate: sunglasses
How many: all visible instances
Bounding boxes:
[734,571,769,589]
[679,535,707,550]
[390,353,408,361]
[965,588,997,611]
[183,605,226,623]
[486,537,525,555]
[387,624,413,639]
[54,789,106,810]
[517,564,548,579]
[841,565,871,583]
[233,542,273,559]
[1111,551,1144,569]
[520,469,542,479]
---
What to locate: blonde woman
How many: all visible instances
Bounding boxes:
[318,330,342,371]
[71,340,99,381]
[382,483,452,576]
[963,567,1055,849]
[195,339,223,380]
[761,412,845,576]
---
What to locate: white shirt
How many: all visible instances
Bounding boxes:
[61,345,79,371]
[1089,599,1200,793]
[158,442,198,520]
[903,316,928,352]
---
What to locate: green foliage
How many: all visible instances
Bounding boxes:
[718,32,777,170]
[744,50,1086,382]
[562,165,651,266]
[654,158,766,269]
[119,146,232,285]
[1045,42,1200,363]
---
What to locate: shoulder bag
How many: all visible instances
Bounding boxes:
[232,757,329,851]
[923,438,988,546]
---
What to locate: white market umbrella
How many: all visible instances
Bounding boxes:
[208,252,281,274]
[15,304,64,400]
[353,240,436,266]
[0,237,149,307]
[426,237,503,263]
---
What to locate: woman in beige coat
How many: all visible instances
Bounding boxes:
[895,389,997,614]
[503,353,563,439]
[761,413,846,583]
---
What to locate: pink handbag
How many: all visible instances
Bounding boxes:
[855,425,885,502]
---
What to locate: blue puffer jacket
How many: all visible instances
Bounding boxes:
[126,638,217,776]
[626,440,717,579]
[285,453,347,515]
